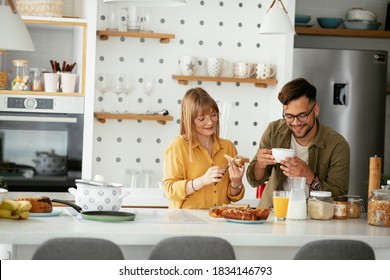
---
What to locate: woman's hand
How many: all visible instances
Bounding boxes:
[228,160,245,187]
[201,166,226,186]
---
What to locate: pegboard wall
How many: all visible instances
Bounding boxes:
[93,0,293,202]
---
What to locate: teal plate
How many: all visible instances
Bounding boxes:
[81,211,136,222]
[30,209,63,217]
[224,218,265,224]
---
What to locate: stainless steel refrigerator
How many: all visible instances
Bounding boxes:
[292,48,388,201]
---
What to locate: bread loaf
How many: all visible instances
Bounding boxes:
[17,196,52,213]
[224,154,244,167]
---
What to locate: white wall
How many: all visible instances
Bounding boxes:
[92,0,295,205]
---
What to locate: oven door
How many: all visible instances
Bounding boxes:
[0,112,83,192]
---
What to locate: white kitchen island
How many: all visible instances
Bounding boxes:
[1,207,390,260]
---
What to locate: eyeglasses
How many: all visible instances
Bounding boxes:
[195,112,219,125]
[283,103,316,123]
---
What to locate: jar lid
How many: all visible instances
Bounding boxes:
[310,191,332,197]
[372,189,390,197]
[12,59,28,66]
[334,195,348,202]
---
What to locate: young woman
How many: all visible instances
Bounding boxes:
[163,87,245,209]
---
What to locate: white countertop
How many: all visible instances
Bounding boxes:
[1,207,390,259]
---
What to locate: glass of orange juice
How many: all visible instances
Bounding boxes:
[273,190,290,221]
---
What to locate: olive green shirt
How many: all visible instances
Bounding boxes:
[246,119,350,209]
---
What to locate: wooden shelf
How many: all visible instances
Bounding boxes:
[172,75,278,88]
[94,112,174,125]
[295,27,390,38]
[0,90,83,97]
[97,30,175,43]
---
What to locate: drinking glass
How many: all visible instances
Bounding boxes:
[95,73,112,112]
[143,74,155,113]
[273,190,290,221]
[112,73,126,113]
[122,74,135,113]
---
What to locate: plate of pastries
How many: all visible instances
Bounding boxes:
[208,204,270,224]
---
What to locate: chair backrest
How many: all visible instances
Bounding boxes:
[32,237,124,260]
[148,236,236,260]
[294,239,375,260]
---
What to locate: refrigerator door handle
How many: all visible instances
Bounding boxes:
[333,83,347,105]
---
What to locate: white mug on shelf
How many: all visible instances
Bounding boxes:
[206,57,228,77]
[179,56,198,76]
[233,62,256,78]
[44,73,59,92]
[256,63,276,79]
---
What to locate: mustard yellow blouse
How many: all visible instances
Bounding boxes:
[163,135,245,209]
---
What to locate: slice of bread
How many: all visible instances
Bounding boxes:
[224,154,244,167]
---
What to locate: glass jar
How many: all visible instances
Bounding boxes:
[344,195,362,218]
[333,196,348,220]
[0,50,7,89]
[11,59,30,91]
[30,68,43,91]
[308,191,334,220]
[368,189,390,227]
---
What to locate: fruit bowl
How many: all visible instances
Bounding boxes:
[317,17,342,28]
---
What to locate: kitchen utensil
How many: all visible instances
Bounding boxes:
[51,199,136,222]
[32,149,66,176]
[346,8,377,22]
[69,175,129,211]
[317,17,342,28]
[224,154,239,172]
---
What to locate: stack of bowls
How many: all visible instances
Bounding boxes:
[343,8,380,30]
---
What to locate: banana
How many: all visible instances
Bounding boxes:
[17,200,32,211]
[15,210,29,220]
[0,199,19,211]
[0,208,12,218]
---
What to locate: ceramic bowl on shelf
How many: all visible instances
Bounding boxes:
[295,15,311,24]
[317,17,342,28]
[343,20,381,30]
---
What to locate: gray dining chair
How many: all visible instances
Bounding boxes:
[293,239,375,260]
[32,237,124,260]
[148,236,236,260]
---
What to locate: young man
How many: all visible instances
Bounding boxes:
[247,78,350,209]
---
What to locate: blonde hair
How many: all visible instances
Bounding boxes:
[180,87,220,160]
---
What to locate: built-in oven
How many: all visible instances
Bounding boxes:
[0,94,84,192]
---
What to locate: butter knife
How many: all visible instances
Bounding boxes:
[214,155,239,185]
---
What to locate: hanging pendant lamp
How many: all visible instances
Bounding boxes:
[258,0,295,34]
[0,0,34,51]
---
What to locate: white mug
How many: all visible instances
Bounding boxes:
[44,73,59,92]
[233,62,256,78]
[256,63,276,79]
[61,73,77,93]
[206,57,228,77]
[179,56,198,76]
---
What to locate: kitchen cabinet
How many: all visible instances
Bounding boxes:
[172,75,278,88]
[97,30,175,44]
[0,16,87,96]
